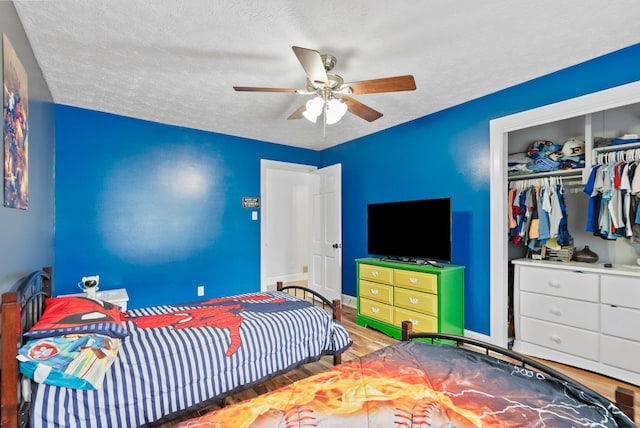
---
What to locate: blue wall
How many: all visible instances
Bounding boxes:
[0,2,55,295]
[54,43,640,335]
[54,108,319,307]
[322,43,640,335]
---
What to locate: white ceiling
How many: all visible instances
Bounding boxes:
[13,0,640,150]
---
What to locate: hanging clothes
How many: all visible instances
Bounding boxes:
[584,148,640,241]
[556,183,573,247]
[508,177,573,249]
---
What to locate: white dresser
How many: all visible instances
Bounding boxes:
[512,259,640,386]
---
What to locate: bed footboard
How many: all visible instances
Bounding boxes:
[276,281,343,365]
[401,326,636,423]
[616,386,635,421]
[1,268,52,428]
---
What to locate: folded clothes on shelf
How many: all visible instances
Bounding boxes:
[612,133,640,145]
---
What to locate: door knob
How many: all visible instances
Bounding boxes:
[332,243,342,249]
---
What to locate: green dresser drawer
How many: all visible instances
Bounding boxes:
[359,279,393,304]
[394,269,437,293]
[394,307,437,333]
[394,287,437,317]
[359,297,394,324]
[359,264,394,285]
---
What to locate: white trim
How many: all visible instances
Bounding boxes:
[489,80,640,347]
[264,273,308,291]
[260,159,317,291]
[341,294,357,309]
[463,329,492,344]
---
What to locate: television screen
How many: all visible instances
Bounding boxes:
[367,198,452,264]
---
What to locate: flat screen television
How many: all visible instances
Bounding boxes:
[367,198,452,264]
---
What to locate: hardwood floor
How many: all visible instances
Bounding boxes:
[158,305,639,426]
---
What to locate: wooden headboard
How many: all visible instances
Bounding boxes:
[1,267,52,428]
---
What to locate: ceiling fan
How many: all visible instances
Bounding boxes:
[233,46,416,125]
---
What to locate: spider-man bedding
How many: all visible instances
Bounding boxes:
[23,291,352,428]
[177,340,635,428]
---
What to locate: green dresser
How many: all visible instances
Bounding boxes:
[356,258,464,339]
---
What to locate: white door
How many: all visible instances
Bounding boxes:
[308,164,342,302]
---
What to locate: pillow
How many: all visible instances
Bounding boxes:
[18,334,121,390]
[25,296,129,339]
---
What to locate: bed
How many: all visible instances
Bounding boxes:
[175,327,637,427]
[0,268,352,428]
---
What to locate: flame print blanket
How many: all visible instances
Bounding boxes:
[178,341,635,428]
[29,291,352,428]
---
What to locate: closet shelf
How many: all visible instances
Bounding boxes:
[507,168,583,182]
[593,141,640,154]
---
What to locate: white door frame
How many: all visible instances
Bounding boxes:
[489,80,640,347]
[260,159,317,291]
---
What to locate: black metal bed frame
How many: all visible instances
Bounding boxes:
[402,326,636,422]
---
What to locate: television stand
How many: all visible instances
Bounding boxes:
[356,258,465,340]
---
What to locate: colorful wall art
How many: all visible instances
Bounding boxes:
[3,33,29,209]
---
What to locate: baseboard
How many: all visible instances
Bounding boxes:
[262,274,308,291]
[463,329,491,343]
[341,294,356,308]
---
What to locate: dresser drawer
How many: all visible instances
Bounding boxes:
[359,279,393,304]
[359,264,394,285]
[519,291,598,331]
[359,297,394,324]
[394,287,437,317]
[601,335,640,374]
[519,316,599,361]
[601,304,640,341]
[394,269,437,294]
[601,275,640,310]
[394,307,437,333]
[517,266,598,302]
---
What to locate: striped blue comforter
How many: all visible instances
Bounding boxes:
[30,291,352,427]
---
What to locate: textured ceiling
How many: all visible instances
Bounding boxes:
[13,0,640,150]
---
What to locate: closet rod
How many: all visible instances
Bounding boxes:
[594,141,640,154]
[595,147,640,164]
[508,175,583,194]
[508,170,582,183]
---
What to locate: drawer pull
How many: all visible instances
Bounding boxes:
[409,277,418,284]
[409,297,419,304]
[371,271,379,277]
[548,280,561,288]
[370,289,379,295]
[409,318,419,326]
[371,307,380,314]
[549,307,562,316]
[550,334,562,344]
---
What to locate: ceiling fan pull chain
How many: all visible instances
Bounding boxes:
[323,103,327,137]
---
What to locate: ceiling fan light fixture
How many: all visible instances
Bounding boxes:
[335,85,353,95]
[234,46,416,126]
[325,98,348,125]
[302,96,324,123]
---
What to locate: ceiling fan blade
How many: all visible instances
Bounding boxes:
[233,86,298,93]
[346,75,416,95]
[292,46,329,86]
[343,96,383,122]
[287,102,307,120]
